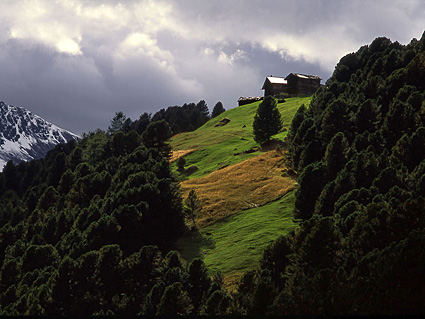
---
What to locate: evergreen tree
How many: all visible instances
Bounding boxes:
[184,189,201,229]
[253,96,283,145]
[142,120,173,158]
[108,111,127,134]
[187,258,211,312]
[156,282,193,315]
[176,157,186,172]
[323,132,349,179]
[196,100,210,119]
[211,102,225,118]
[131,112,151,134]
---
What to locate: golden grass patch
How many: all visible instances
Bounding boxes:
[180,150,295,228]
[170,149,195,163]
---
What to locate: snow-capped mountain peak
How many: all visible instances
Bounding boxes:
[0,101,79,170]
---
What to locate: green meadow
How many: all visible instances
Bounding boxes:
[177,189,298,289]
[170,96,312,179]
[172,96,311,288]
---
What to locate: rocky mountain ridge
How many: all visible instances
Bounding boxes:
[0,101,78,170]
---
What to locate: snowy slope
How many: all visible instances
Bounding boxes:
[0,101,78,170]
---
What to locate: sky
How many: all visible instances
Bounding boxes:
[1,0,425,134]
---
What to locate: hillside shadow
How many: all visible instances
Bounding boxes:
[176,228,216,263]
[260,138,286,152]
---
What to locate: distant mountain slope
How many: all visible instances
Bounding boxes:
[0,101,78,170]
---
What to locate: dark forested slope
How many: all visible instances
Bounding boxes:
[234,33,425,315]
[0,128,227,315]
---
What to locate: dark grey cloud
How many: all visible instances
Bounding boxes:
[0,0,424,134]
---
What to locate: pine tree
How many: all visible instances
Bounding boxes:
[184,189,202,229]
[253,96,283,145]
[142,120,173,158]
[176,157,186,172]
[211,102,226,118]
[108,111,127,134]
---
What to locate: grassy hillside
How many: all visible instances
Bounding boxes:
[177,189,298,290]
[170,96,312,179]
[171,96,311,288]
[180,150,295,228]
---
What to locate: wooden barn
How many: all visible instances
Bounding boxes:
[285,73,321,95]
[261,73,321,97]
[261,76,288,97]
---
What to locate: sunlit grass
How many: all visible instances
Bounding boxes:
[172,96,311,289]
[176,189,298,290]
[180,150,295,228]
[170,96,312,179]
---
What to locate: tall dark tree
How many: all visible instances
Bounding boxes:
[108,111,127,134]
[184,189,201,229]
[131,112,151,134]
[156,282,193,315]
[323,132,349,179]
[142,120,173,158]
[176,157,186,172]
[253,96,283,145]
[187,258,211,312]
[196,100,209,119]
[211,102,226,118]
[47,152,67,187]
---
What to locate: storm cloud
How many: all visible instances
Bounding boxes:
[1,0,425,134]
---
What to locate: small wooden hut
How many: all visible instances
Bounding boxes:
[285,73,321,95]
[261,76,288,97]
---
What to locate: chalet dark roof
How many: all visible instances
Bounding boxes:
[287,73,321,80]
